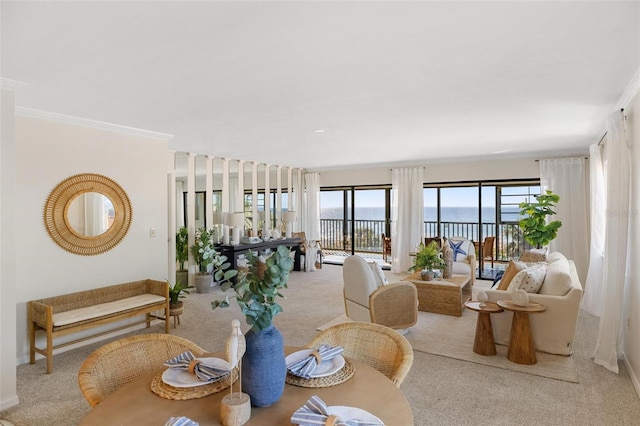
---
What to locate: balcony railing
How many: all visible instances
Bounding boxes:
[319,219,531,261]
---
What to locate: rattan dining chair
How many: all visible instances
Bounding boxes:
[78,333,206,407]
[306,322,414,387]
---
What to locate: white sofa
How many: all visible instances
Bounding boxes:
[484,252,583,356]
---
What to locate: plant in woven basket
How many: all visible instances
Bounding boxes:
[518,190,562,249]
[169,280,193,308]
[409,241,445,273]
[175,226,189,271]
[211,245,293,333]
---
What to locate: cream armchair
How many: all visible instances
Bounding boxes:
[446,237,476,285]
[343,255,418,331]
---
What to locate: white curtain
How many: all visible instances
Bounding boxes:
[593,111,632,374]
[303,173,321,241]
[176,180,185,227]
[539,157,589,283]
[229,176,239,213]
[582,143,606,316]
[391,167,424,273]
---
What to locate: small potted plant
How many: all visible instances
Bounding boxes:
[410,241,445,281]
[168,280,192,328]
[189,227,218,293]
[175,226,189,286]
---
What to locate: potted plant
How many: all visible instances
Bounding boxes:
[189,227,217,293]
[518,190,562,249]
[211,245,293,407]
[169,280,193,309]
[410,241,445,280]
[175,226,189,286]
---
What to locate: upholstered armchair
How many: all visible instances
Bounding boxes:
[343,255,418,332]
[446,237,476,285]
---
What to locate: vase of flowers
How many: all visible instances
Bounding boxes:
[212,245,293,407]
[190,227,217,293]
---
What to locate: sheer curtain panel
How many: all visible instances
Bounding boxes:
[593,111,633,374]
[539,157,589,283]
[391,167,424,273]
[303,173,321,241]
[582,143,606,316]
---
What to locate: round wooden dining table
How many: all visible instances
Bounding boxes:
[80,347,414,425]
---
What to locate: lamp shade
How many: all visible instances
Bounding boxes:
[228,212,245,228]
[282,211,297,222]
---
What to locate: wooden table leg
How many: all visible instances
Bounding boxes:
[507,311,537,365]
[473,311,497,356]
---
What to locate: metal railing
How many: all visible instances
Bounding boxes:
[320,219,530,261]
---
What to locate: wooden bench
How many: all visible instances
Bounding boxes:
[28,279,170,373]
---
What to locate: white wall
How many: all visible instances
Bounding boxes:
[13,115,170,367]
[624,91,640,396]
[316,157,540,187]
[1,88,19,410]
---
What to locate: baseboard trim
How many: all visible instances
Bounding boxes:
[0,395,19,411]
[622,352,640,400]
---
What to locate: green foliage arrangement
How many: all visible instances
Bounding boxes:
[518,190,563,249]
[211,245,293,333]
[189,227,217,274]
[176,226,189,271]
[409,241,445,272]
[169,280,193,306]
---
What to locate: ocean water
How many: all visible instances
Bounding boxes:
[321,207,520,223]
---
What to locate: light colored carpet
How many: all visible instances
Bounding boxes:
[2,264,640,426]
[318,306,579,383]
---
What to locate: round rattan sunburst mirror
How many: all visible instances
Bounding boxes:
[43,173,133,256]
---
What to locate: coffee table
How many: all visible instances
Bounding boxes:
[404,273,472,316]
[497,299,546,365]
[465,301,503,356]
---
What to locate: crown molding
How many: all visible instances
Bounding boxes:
[0,78,29,91]
[618,66,640,110]
[15,107,174,140]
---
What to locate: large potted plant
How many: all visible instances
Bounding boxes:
[212,245,293,407]
[190,227,217,293]
[518,190,562,249]
[175,226,189,287]
[410,241,445,280]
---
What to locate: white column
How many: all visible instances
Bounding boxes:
[276,165,282,226]
[187,153,196,284]
[252,162,258,233]
[264,164,271,236]
[205,155,214,230]
[237,160,245,214]
[168,150,177,285]
[221,158,230,244]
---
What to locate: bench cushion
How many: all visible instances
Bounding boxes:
[52,294,166,327]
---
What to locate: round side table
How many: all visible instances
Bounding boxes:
[497,299,546,365]
[465,301,503,356]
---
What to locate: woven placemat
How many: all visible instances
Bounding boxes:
[151,370,238,400]
[286,358,355,388]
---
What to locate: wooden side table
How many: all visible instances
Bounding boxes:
[497,299,546,365]
[464,301,503,356]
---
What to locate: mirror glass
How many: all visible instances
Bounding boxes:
[66,192,115,237]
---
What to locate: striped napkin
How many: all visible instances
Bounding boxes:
[165,416,199,426]
[291,395,382,426]
[287,344,344,379]
[163,351,229,382]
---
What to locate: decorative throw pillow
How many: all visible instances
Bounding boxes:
[497,260,528,291]
[448,239,469,262]
[368,262,388,287]
[507,263,547,293]
[520,248,549,262]
[539,254,573,296]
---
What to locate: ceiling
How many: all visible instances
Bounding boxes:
[2,1,639,171]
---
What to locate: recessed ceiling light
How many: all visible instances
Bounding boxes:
[314,129,326,133]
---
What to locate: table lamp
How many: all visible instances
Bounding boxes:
[282,211,296,239]
[228,212,245,246]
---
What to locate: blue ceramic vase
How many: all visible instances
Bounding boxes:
[241,324,286,407]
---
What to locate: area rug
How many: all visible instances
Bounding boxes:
[317,307,579,384]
